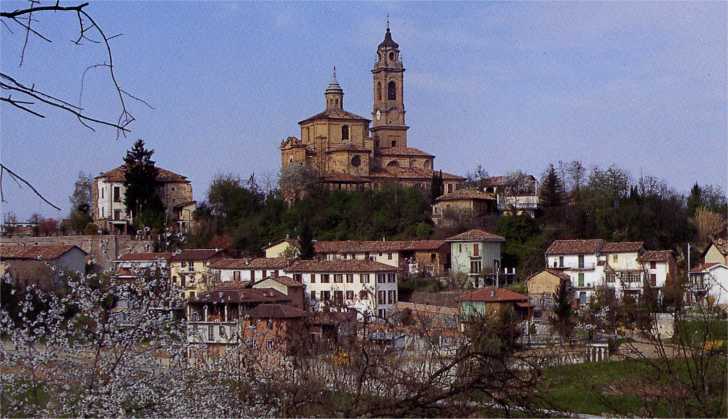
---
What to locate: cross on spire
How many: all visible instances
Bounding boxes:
[386,14,390,30]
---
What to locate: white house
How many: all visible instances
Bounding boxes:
[545,239,604,305]
[209,257,291,284]
[285,259,398,319]
[114,251,171,279]
[688,263,728,308]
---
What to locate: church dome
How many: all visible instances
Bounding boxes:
[378,27,399,49]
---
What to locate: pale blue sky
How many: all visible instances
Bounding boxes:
[1,1,726,219]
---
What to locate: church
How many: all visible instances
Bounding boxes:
[280,25,464,193]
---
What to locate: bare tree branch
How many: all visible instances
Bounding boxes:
[0,163,61,210]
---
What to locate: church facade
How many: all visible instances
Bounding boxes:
[280,26,464,193]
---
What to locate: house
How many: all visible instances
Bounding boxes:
[431,189,496,227]
[0,244,88,293]
[638,250,677,294]
[314,240,450,276]
[446,229,506,287]
[92,164,195,234]
[240,304,309,353]
[526,269,571,314]
[169,249,226,299]
[251,276,305,310]
[113,252,171,280]
[545,239,605,305]
[389,301,462,351]
[263,238,300,259]
[703,238,728,265]
[458,288,532,331]
[209,257,291,284]
[602,241,646,300]
[482,175,540,217]
[285,259,398,319]
[688,263,728,308]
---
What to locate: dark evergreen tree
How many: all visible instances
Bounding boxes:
[123,139,165,229]
[687,183,702,217]
[540,164,564,208]
[430,170,444,203]
[551,279,575,342]
[298,222,315,259]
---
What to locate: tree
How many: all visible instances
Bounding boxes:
[298,222,315,259]
[69,172,93,234]
[37,217,58,236]
[550,279,575,342]
[430,170,444,202]
[463,164,489,189]
[687,183,703,217]
[123,139,165,230]
[694,207,725,245]
[539,164,564,208]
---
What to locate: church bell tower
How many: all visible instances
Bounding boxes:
[371,21,408,149]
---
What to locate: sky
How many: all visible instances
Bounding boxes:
[1,1,726,220]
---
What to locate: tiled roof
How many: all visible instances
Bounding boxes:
[527,269,571,282]
[209,257,291,270]
[712,238,728,256]
[378,147,434,157]
[441,171,466,181]
[266,276,303,288]
[459,288,529,303]
[545,239,604,255]
[436,189,495,202]
[639,250,673,263]
[394,301,458,317]
[170,249,224,262]
[118,252,171,262]
[246,303,307,319]
[314,240,447,254]
[299,109,369,124]
[690,262,722,273]
[191,286,290,304]
[287,259,395,273]
[264,238,299,250]
[602,241,644,253]
[482,175,536,188]
[445,229,505,243]
[97,165,189,183]
[0,245,86,261]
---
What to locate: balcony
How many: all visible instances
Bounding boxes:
[187,321,239,344]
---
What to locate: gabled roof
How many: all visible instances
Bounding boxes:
[209,257,291,270]
[445,229,505,243]
[639,250,674,263]
[377,147,433,157]
[436,189,495,202]
[118,252,171,262]
[601,241,644,254]
[253,276,303,288]
[527,269,570,282]
[690,262,725,274]
[299,109,369,125]
[287,259,395,273]
[482,175,536,188]
[170,249,224,262]
[96,165,189,183]
[459,288,528,303]
[0,245,86,261]
[314,240,447,254]
[246,303,307,319]
[545,239,605,255]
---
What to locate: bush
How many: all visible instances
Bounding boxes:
[83,223,99,235]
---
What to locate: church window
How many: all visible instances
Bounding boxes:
[387,81,396,100]
[351,155,361,167]
[341,125,349,140]
[386,160,399,168]
[391,140,397,147]
[389,52,394,60]
[377,82,382,101]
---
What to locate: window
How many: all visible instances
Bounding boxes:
[459,244,463,253]
[346,290,354,300]
[377,81,382,100]
[351,155,361,167]
[579,292,587,305]
[341,125,350,141]
[208,325,214,341]
[310,291,316,300]
[359,290,369,300]
[650,261,656,269]
[322,291,331,301]
[377,291,386,305]
[378,309,386,319]
[387,81,396,100]
[310,273,315,283]
[559,256,564,268]
[377,274,386,283]
[470,260,481,274]
[387,273,395,283]
[334,274,343,283]
[113,186,121,203]
[181,261,187,268]
[650,274,657,287]
[233,271,240,281]
[346,274,354,283]
[113,209,121,221]
[101,187,104,199]
[334,291,344,305]
[612,254,618,263]
[360,273,370,283]
[250,270,255,281]
[391,140,397,147]
[578,255,584,269]
[473,243,479,257]
[321,274,330,283]
[266,340,273,350]
[387,253,393,260]
[387,290,396,304]
[294,273,302,282]
[578,273,585,287]
[447,184,453,193]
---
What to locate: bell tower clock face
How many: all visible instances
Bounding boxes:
[376,110,381,121]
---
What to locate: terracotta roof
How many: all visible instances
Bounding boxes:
[170,249,224,262]
[299,108,369,124]
[246,303,307,319]
[96,164,189,183]
[545,239,604,255]
[321,173,369,183]
[191,286,290,304]
[314,240,447,254]
[436,189,495,202]
[409,291,461,308]
[441,171,466,181]
[0,245,86,261]
[378,147,433,157]
[602,241,644,253]
[118,252,171,262]
[394,301,458,317]
[690,262,723,273]
[639,250,674,263]
[482,175,536,188]
[264,238,299,250]
[209,257,291,270]
[711,238,728,256]
[459,288,529,303]
[287,259,395,273]
[527,269,570,282]
[265,276,303,288]
[445,229,505,242]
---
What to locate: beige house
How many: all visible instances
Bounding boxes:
[432,189,496,226]
[263,238,300,259]
[92,164,195,234]
[527,269,570,312]
[169,249,225,299]
[280,26,464,193]
[704,239,728,265]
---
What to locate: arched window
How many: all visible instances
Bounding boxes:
[387,81,396,100]
[341,125,349,141]
[377,82,382,101]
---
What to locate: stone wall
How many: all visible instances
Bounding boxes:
[0,235,154,271]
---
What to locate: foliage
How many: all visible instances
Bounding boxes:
[123,139,165,231]
[298,222,315,259]
[430,170,444,202]
[69,172,93,234]
[539,164,564,208]
[550,280,575,341]
[83,223,99,235]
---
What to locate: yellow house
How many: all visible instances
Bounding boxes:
[264,238,300,259]
[170,249,225,299]
[527,269,570,311]
[432,190,496,226]
[704,239,728,265]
